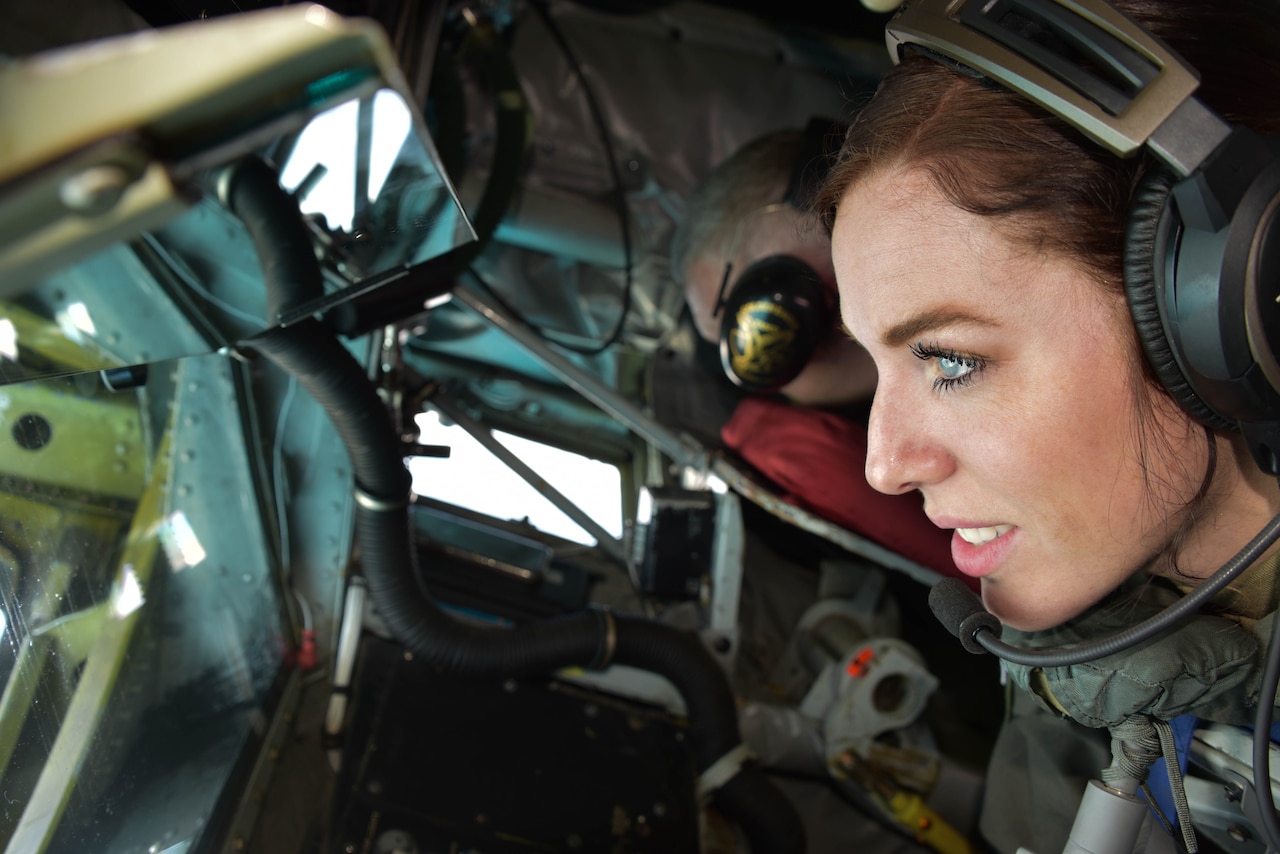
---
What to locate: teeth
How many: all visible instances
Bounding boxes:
[956,524,1013,546]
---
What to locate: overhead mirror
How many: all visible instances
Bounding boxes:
[0,3,475,386]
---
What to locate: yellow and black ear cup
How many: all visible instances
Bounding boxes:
[717,255,832,392]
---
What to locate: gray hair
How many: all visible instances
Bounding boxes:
[669,129,803,287]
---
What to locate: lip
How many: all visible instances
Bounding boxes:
[934,520,1020,578]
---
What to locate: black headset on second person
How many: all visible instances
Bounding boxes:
[886,0,1280,475]
[713,116,847,394]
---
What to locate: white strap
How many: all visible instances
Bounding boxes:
[696,743,755,802]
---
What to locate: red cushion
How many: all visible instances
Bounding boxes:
[721,396,976,590]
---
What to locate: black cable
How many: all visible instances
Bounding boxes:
[517,0,634,356]
[966,509,1280,667]
[1253,587,1280,853]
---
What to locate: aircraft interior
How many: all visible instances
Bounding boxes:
[0,1,1274,853]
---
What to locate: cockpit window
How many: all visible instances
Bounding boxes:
[409,409,623,547]
[280,89,413,233]
[274,87,473,290]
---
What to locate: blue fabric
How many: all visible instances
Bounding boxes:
[1143,717,1280,832]
[1141,714,1199,831]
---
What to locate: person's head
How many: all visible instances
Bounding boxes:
[817,0,1280,630]
[672,128,877,407]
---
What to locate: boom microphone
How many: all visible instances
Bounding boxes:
[927,578,1002,655]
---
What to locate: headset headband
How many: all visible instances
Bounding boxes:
[885,0,1229,178]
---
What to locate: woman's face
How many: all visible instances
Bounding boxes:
[832,168,1213,631]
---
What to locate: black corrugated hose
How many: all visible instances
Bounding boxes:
[227,155,805,853]
[218,155,324,325]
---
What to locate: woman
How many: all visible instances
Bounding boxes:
[814,0,1280,850]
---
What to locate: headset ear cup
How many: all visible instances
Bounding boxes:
[718,255,829,392]
[1124,167,1236,431]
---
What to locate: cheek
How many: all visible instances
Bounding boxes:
[1025,371,1196,564]
[1122,389,1211,516]
[977,355,1146,528]
[1018,318,1148,486]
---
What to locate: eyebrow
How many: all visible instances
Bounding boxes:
[881,307,998,347]
[841,307,998,347]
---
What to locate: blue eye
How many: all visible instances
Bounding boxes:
[909,343,985,392]
[937,354,970,379]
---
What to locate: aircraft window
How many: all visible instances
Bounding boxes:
[409,410,623,546]
[275,87,472,289]
[279,89,411,233]
[0,319,16,361]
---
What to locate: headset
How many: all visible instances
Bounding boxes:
[890,3,1280,843]
[714,116,846,393]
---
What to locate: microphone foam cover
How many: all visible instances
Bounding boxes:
[928,577,1002,655]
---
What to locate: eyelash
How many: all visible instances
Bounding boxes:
[909,342,986,392]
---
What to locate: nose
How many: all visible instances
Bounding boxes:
[865,390,955,495]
